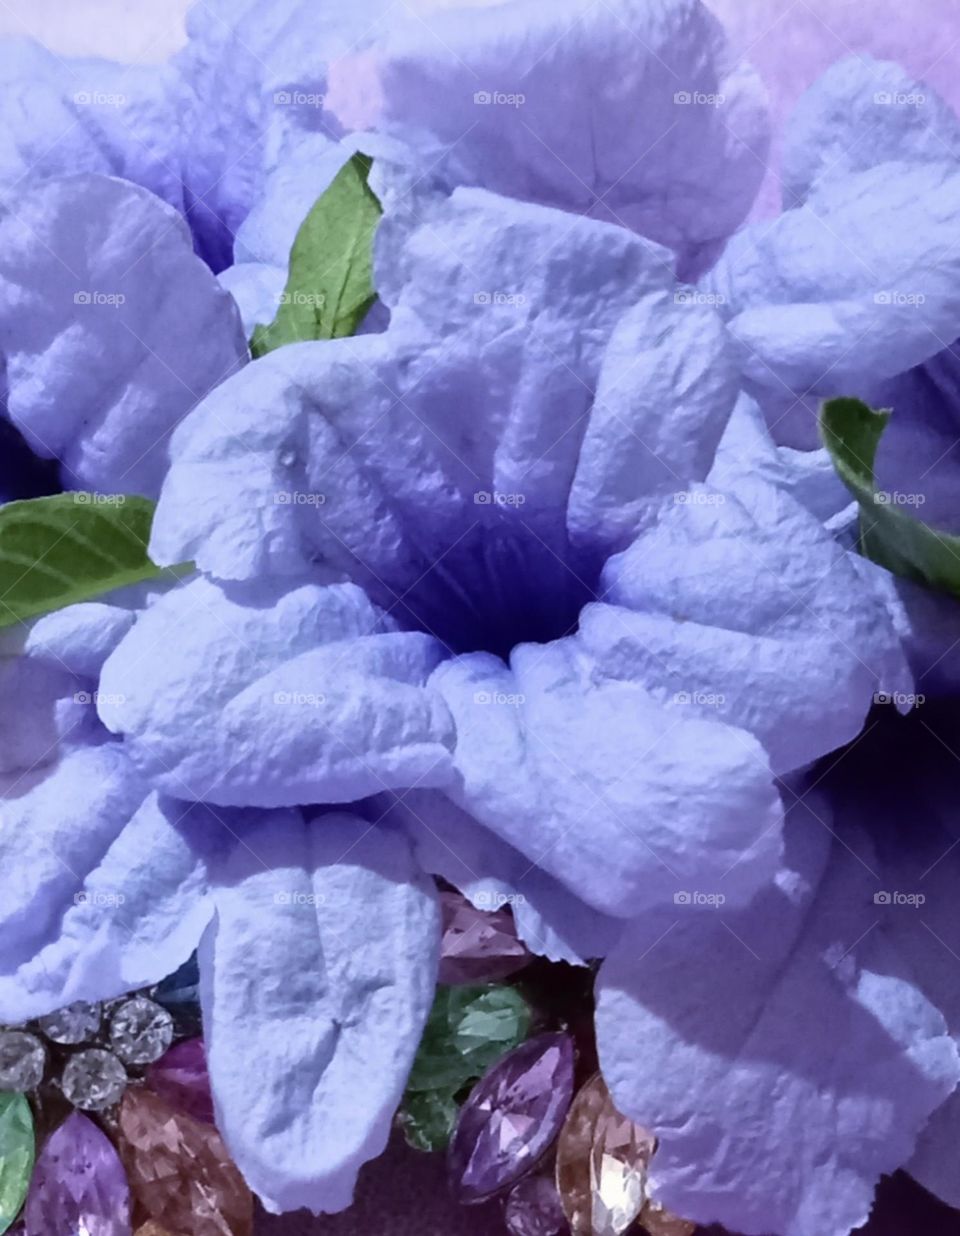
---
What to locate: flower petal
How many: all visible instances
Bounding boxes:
[99,576,454,805]
[0,791,213,1021]
[429,639,782,917]
[591,477,911,774]
[199,810,439,1213]
[388,788,622,963]
[0,174,247,496]
[327,0,768,267]
[596,796,960,1236]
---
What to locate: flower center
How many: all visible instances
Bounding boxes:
[383,523,598,659]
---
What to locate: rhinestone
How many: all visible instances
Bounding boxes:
[36,1001,102,1045]
[61,1049,127,1111]
[109,998,174,1066]
[0,1030,46,1092]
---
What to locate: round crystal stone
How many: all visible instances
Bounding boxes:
[0,1029,46,1091]
[36,1000,102,1044]
[61,1048,128,1111]
[109,997,174,1066]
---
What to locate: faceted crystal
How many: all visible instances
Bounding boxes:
[109,999,174,1067]
[505,1174,570,1236]
[0,1032,46,1092]
[556,1073,655,1236]
[448,1032,576,1203]
[438,891,530,985]
[61,1049,128,1111]
[0,1093,35,1235]
[118,1089,253,1236]
[134,1225,177,1236]
[146,1039,214,1125]
[36,1001,102,1045]
[23,1112,130,1236]
[398,1088,461,1153]
[407,985,532,1093]
[638,1199,696,1236]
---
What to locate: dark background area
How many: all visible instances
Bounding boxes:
[253,1134,960,1236]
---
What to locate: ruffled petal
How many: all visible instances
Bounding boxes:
[199,810,439,1213]
[590,477,911,774]
[0,792,213,1021]
[387,789,622,964]
[98,576,454,805]
[596,796,960,1236]
[0,744,149,964]
[0,38,184,212]
[0,174,247,497]
[326,0,768,267]
[429,639,782,917]
[781,56,960,208]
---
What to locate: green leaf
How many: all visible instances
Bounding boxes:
[250,152,382,357]
[821,396,960,595]
[0,493,170,629]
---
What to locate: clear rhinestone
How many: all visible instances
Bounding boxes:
[61,1049,127,1111]
[36,1001,102,1045]
[0,1030,46,1091]
[109,998,174,1066]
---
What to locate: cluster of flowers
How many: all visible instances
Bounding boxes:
[3,2,960,1234]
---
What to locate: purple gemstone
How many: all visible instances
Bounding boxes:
[505,1174,571,1236]
[448,1032,576,1203]
[145,1037,215,1125]
[24,1112,131,1236]
[438,891,531,985]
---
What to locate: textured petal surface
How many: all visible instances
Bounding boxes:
[98,576,454,805]
[387,789,622,964]
[0,37,183,209]
[0,791,213,1021]
[0,743,147,969]
[591,477,910,774]
[0,174,247,496]
[200,810,439,1213]
[429,638,782,918]
[596,796,960,1236]
[326,0,769,267]
[706,60,960,436]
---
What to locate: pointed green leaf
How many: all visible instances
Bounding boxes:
[0,493,171,629]
[821,396,960,594]
[250,152,382,357]
[0,1092,34,1233]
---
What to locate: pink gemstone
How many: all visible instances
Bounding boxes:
[146,1038,214,1125]
[24,1112,131,1236]
[505,1174,571,1236]
[448,1032,576,1203]
[438,891,530,985]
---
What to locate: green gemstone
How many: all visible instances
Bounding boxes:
[407,985,532,1094]
[0,1092,34,1233]
[398,1089,461,1152]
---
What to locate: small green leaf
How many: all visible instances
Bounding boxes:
[0,493,170,629]
[822,396,960,594]
[250,152,382,357]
